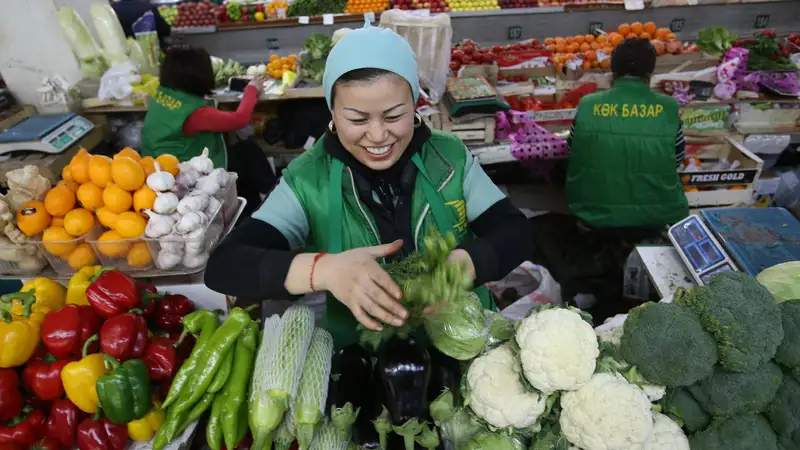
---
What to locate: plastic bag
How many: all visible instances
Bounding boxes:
[5,166,51,212]
[491,262,562,321]
[132,11,161,75]
[98,62,140,100]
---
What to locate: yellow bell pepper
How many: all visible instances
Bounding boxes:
[128,403,166,441]
[0,294,40,368]
[61,336,109,413]
[66,266,102,306]
[5,277,67,323]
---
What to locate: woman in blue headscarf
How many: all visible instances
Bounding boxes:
[205,22,533,348]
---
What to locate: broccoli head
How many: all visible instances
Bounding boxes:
[662,387,711,433]
[776,299,800,377]
[678,271,784,373]
[689,414,781,450]
[767,371,800,450]
[688,361,783,417]
[620,302,718,387]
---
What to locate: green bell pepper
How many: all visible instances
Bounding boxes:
[96,355,151,424]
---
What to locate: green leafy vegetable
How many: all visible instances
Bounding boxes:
[697,26,736,57]
[757,261,800,304]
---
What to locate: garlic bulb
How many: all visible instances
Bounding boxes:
[159,233,184,254]
[195,175,221,196]
[143,209,175,238]
[184,227,206,254]
[182,251,210,269]
[153,192,179,215]
[187,148,214,175]
[157,249,182,270]
[209,168,234,188]
[177,191,210,215]
[146,161,176,192]
[205,196,222,217]
[175,211,207,235]
[175,167,200,190]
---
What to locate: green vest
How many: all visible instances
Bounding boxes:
[566,77,689,228]
[141,87,227,168]
[283,130,495,349]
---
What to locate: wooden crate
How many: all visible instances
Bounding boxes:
[437,105,496,144]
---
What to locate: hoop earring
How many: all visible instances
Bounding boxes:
[328,120,337,134]
[413,112,423,128]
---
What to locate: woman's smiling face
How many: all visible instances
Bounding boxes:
[331,73,416,171]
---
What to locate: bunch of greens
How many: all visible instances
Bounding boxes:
[738,31,794,71]
[226,2,242,21]
[697,26,736,57]
[211,57,245,88]
[287,0,345,18]
[299,34,333,84]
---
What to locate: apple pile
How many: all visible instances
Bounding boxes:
[390,0,451,11]
[450,39,545,77]
[785,32,800,54]
[173,1,221,29]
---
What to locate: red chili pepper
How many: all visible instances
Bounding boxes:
[0,409,47,445]
[31,437,61,450]
[46,399,83,449]
[40,305,101,359]
[0,369,22,422]
[154,294,195,331]
[98,312,149,361]
[142,336,178,381]
[22,354,75,402]
[85,268,141,319]
[76,417,128,450]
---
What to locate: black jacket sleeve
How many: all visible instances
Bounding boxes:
[204,218,297,299]
[459,198,533,286]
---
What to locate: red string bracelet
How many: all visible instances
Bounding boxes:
[310,251,327,292]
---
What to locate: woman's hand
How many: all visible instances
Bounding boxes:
[248,76,266,93]
[447,248,476,282]
[315,240,408,331]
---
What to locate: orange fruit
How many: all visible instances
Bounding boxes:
[70,150,91,184]
[618,23,631,35]
[115,147,141,162]
[139,157,157,177]
[88,155,113,188]
[666,33,677,40]
[596,34,607,44]
[655,28,670,40]
[44,183,76,217]
[580,43,592,52]
[111,157,145,191]
[565,36,576,45]
[631,22,643,34]
[103,183,133,214]
[582,60,593,70]
[609,33,624,46]
[644,21,657,35]
[64,208,95,237]
[585,34,595,43]
[96,207,120,229]
[574,35,585,44]
[585,50,597,61]
[77,183,104,210]
[133,186,157,213]
[115,211,146,238]
[555,43,567,53]
[544,37,555,45]
[269,54,279,62]
[51,217,65,228]
[62,165,73,182]
[155,154,180,176]
[60,180,79,192]
[67,243,97,269]
[43,227,76,257]
[97,230,131,258]
[603,45,614,55]
[640,32,652,40]
[16,200,51,236]
[627,33,638,39]
[600,59,612,69]
[127,242,152,267]
[567,43,580,53]
[591,42,602,50]
[546,44,555,51]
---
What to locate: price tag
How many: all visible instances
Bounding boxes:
[670,18,685,33]
[298,16,310,24]
[364,11,375,23]
[565,57,583,71]
[322,14,334,25]
[624,0,644,11]
[507,26,522,41]
[588,22,603,34]
[754,14,770,29]
[596,50,609,62]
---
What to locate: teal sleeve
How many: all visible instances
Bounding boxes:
[463,149,507,222]
[251,177,309,249]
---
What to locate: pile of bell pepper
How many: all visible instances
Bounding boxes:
[0,267,199,450]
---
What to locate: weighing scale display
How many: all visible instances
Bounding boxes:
[669,215,739,285]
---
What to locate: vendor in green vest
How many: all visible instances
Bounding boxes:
[566,38,689,232]
[204,22,533,349]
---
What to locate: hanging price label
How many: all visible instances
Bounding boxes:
[670,18,685,33]
[507,26,522,41]
[754,14,770,29]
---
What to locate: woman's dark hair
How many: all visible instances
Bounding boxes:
[330,68,399,107]
[610,38,657,80]
[160,45,214,97]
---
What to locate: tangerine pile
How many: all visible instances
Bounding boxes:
[344,0,389,13]
[267,54,297,79]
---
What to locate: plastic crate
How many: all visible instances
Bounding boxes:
[39,230,101,275]
[0,241,48,276]
[88,232,155,272]
[145,201,225,273]
[217,181,239,227]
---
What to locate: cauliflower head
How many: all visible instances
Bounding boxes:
[517,308,600,392]
[639,413,689,450]
[560,373,654,450]
[466,344,547,430]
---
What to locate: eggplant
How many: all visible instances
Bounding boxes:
[427,347,461,404]
[353,359,386,447]
[328,344,373,411]
[377,336,432,425]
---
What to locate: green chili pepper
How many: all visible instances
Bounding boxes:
[207,394,225,450]
[95,355,151,424]
[172,308,251,414]
[208,348,233,393]
[221,321,258,450]
[162,310,220,408]
[153,406,185,450]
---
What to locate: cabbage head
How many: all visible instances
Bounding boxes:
[757,261,800,303]
[424,292,487,360]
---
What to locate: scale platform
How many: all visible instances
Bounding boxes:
[0,113,94,155]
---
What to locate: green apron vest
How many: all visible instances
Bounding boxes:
[141,87,228,168]
[566,77,689,228]
[283,131,496,349]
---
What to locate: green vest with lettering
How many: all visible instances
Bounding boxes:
[141,87,227,168]
[566,77,689,228]
[283,130,495,349]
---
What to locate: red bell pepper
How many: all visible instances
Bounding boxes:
[0,443,24,450]
[22,354,75,402]
[76,417,128,450]
[154,294,195,331]
[137,283,159,318]
[169,330,196,362]
[142,336,178,381]
[0,408,47,446]
[46,399,83,449]
[98,312,149,361]
[31,437,61,450]
[0,369,22,422]
[41,305,101,359]
[85,268,140,319]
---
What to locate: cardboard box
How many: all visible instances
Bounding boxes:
[681,137,764,207]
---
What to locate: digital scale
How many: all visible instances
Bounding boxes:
[669,208,800,285]
[0,113,94,156]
